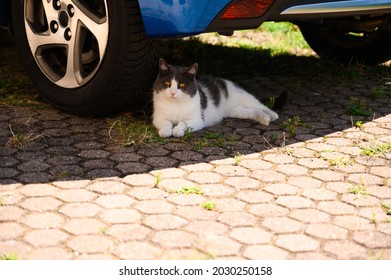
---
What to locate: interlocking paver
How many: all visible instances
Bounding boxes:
[243,245,289,260]
[275,234,319,252]
[1,33,391,260]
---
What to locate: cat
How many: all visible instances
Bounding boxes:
[152,58,286,138]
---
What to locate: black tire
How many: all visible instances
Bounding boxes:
[299,22,391,64]
[12,0,163,116]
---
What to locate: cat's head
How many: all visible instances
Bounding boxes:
[153,59,198,100]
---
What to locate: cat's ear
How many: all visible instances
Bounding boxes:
[159,58,170,72]
[186,63,198,76]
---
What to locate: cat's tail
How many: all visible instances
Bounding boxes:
[263,91,288,110]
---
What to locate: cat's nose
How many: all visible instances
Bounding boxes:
[170,92,176,97]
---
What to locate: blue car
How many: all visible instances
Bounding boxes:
[1,0,391,115]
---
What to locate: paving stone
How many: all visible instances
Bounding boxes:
[275,164,308,176]
[128,187,167,200]
[56,189,97,203]
[276,196,313,209]
[317,201,356,215]
[341,193,380,207]
[289,209,331,223]
[238,159,273,171]
[0,206,25,222]
[67,235,114,254]
[87,180,128,194]
[198,236,242,257]
[288,176,323,188]
[122,174,157,187]
[135,200,175,214]
[187,171,222,184]
[26,247,73,260]
[334,215,375,231]
[151,168,187,179]
[214,165,250,177]
[263,153,295,164]
[63,218,107,235]
[249,203,289,217]
[348,173,385,186]
[366,186,391,199]
[243,245,289,260]
[24,229,68,247]
[250,170,286,183]
[20,197,62,211]
[186,221,228,236]
[263,183,298,195]
[275,234,319,252]
[370,166,391,178]
[21,212,64,229]
[167,193,205,206]
[59,203,101,218]
[325,182,355,194]
[224,176,261,190]
[353,231,391,248]
[95,194,135,208]
[175,206,219,221]
[302,188,337,201]
[214,198,247,212]
[117,162,150,174]
[100,209,141,224]
[229,227,272,245]
[236,190,274,204]
[114,241,161,259]
[217,212,258,227]
[305,224,348,239]
[143,214,188,230]
[19,184,59,197]
[152,230,197,249]
[0,222,25,240]
[262,217,304,233]
[106,224,151,242]
[311,169,345,182]
[200,184,236,197]
[180,163,214,172]
[157,178,197,192]
[323,240,367,259]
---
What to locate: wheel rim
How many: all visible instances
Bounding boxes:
[24,0,109,89]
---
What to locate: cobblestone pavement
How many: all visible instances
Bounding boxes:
[1,33,391,260]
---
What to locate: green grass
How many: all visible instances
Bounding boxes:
[0,252,18,260]
[327,157,353,167]
[107,114,162,147]
[280,116,308,137]
[347,97,372,117]
[177,186,203,195]
[360,143,391,157]
[348,181,368,197]
[201,201,216,211]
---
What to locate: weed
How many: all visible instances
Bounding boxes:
[99,226,109,233]
[354,120,363,129]
[280,116,307,136]
[202,201,216,211]
[177,186,203,195]
[371,211,378,225]
[233,153,243,166]
[327,157,353,167]
[266,97,276,109]
[370,85,391,100]
[347,97,372,116]
[360,142,391,157]
[154,172,163,187]
[192,132,227,151]
[0,252,18,260]
[6,125,42,150]
[348,180,368,200]
[108,115,160,147]
[381,203,391,215]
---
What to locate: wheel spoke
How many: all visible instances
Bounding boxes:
[71,0,109,60]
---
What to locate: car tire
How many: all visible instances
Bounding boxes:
[299,22,391,64]
[12,0,163,116]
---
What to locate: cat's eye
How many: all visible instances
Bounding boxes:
[165,81,171,86]
[179,83,186,88]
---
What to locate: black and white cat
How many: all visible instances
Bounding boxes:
[152,59,285,138]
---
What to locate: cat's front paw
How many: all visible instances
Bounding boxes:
[172,122,187,137]
[159,127,173,138]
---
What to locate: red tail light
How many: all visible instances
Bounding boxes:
[221,0,274,20]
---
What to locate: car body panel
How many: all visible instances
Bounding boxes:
[138,0,232,37]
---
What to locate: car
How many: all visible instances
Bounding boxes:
[1,0,391,116]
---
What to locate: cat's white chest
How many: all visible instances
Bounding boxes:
[153,92,202,124]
